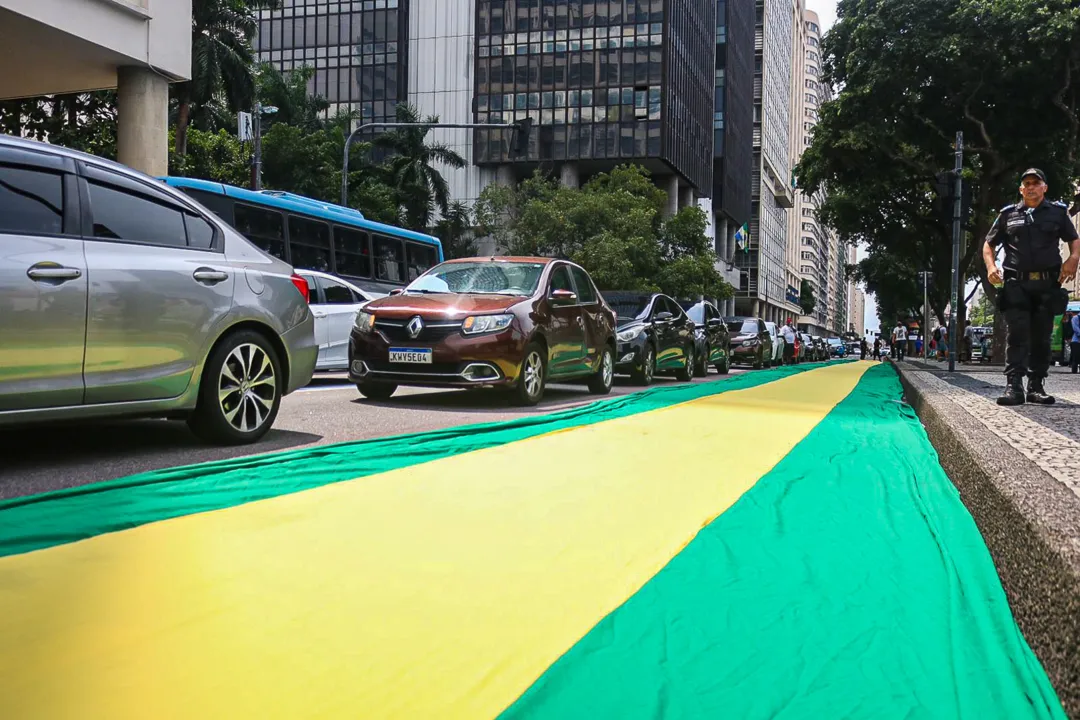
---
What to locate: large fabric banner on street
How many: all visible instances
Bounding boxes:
[0,362,1066,719]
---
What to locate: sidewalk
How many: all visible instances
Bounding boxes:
[895,359,1080,716]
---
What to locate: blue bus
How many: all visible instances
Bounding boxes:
[162,177,444,294]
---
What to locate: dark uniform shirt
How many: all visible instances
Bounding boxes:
[985,199,1079,272]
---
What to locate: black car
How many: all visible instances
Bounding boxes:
[679,300,732,376]
[725,316,774,369]
[605,292,697,385]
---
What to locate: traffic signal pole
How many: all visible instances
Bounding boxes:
[948,132,963,373]
[340,120,531,206]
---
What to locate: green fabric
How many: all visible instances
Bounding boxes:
[0,362,833,559]
[498,363,1065,720]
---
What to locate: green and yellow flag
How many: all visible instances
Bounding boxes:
[0,362,1065,719]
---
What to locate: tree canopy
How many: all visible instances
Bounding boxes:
[475,165,733,301]
[797,0,1080,336]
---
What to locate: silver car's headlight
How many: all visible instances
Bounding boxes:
[355,311,375,333]
[462,314,514,335]
[617,326,644,342]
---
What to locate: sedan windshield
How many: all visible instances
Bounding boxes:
[727,320,757,334]
[405,262,544,296]
[604,294,652,321]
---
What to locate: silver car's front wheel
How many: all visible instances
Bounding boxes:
[189,331,283,445]
[219,343,277,433]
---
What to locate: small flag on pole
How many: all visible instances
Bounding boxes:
[734,223,750,253]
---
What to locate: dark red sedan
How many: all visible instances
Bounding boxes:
[348,257,617,405]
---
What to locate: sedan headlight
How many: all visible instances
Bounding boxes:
[355,310,375,333]
[741,338,759,347]
[617,326,644,343]
[462,314,514,335]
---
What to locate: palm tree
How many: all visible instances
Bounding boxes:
[174,0,277,158]
[255,63,329,133]
[369,103,467,230]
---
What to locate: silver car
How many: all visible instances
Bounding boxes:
[0,136,317,444]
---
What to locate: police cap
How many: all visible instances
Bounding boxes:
[1020,168,1047,183]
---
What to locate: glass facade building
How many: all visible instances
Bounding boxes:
[254,0,410,127]
[712,0,753,229]
[471,0,715,194]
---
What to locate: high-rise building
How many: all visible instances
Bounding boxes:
[736,0,795,323]
[255,1,410,129]
[709,0,755,315]
[471,0,715,206]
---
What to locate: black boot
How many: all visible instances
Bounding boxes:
[997,375,1026,406]
[1026,376,1055,405]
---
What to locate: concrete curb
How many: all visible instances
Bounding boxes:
[894,362,1080,718]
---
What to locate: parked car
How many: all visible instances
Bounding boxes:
[764,321,786,367]
[296,270,384,371]
[725,317,774,369]
[827,337,847,357]
[349,257,616,405]
[679,300,731,375]
[0,135,317,444]
[606,292,697,385]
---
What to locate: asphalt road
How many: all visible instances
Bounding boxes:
[0,367,748,500]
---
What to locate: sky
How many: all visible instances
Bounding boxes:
[806,1,878,332]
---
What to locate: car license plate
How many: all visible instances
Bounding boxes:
[389,348,433,364]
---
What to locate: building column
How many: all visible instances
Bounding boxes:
[116,67,169,177]
[496,164,516,187]
[678,185,695,210]
[663,175,679,217]
[559,163,580,189]
[715,215,728,259]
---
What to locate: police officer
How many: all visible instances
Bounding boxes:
[984,168,1080,406]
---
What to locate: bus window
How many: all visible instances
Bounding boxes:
[288,214,332,271]
[235,203,285,260]
[373,234,405,283]
[406,242,437,280]
[177,188,235,224]
[334,225,372,278]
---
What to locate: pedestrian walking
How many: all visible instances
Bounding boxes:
[937,325,949,361]
[984,168,1080,405]
[1070,311,1080,374]
[891,321,907,360]
[860,338,868,360]
[962,320,975,363]
[915,335,923,358]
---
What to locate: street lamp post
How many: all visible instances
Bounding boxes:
[251,103,278,191]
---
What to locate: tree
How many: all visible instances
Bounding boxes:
[799,279,817,315]
[0,91,118,158]
[255,63,329,133]
[475,165,734,300]
[434,201,477,259]
[368,103,467,230]
[174,0,278,159]
[797,0,1080,361]
[969,292,996,328]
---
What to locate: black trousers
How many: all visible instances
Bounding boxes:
[1070,341,1080,372]
[1002,278,1058,380]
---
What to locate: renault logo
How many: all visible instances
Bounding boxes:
[406,316,424,339]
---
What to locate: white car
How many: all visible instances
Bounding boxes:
[764,321,786,366]
[296,270,384,371]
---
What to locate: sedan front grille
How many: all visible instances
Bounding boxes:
[374,320,463,343]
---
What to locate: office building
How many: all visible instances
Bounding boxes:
[709,0,755,315]
[0,0,192,176]
[734,0,795,323]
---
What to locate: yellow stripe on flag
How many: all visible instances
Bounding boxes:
[0,362,869,720]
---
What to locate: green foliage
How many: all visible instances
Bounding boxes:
[255,63,328,133]
[0,92,118,159]
[369,103,467,231]
[799,280,817,315]
[968,292,996,328]
[475,165,733,301]
[797,0,1080,330]
[434,201,477,259]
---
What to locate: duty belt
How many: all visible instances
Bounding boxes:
[1005,269,1058,282]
